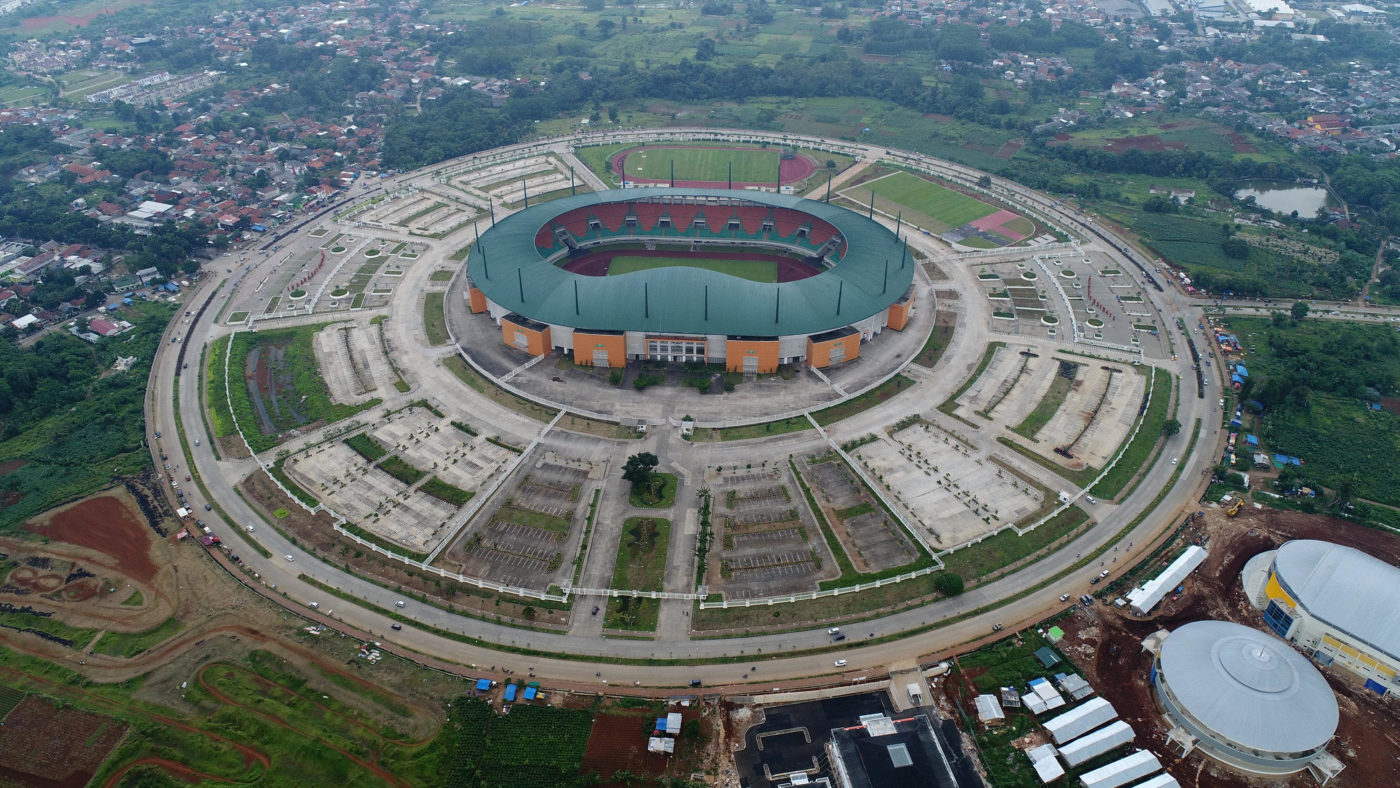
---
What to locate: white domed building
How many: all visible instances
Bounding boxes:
[1151,620,1339,777]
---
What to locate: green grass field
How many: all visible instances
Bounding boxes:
[606,255,777,283]
[622,145,781,184]
[865,171,1000,227]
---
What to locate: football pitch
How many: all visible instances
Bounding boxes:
[606,255,778,283]
[622,146,780,184]
[865,171,1000,227]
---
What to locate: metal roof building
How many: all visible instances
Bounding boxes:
[1058,720,1136,767]
[1078,750,1161,788]
[1245,539,1400,693]
[1126,545,1207,616]
[463,189,915,372]
[1044,697,1118,745]
[1152,620,1338,775]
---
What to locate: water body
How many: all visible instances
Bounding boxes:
[1234,181,1338,217]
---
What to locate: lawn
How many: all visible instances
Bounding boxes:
[443,355,556,423]
[378,455,427,486]
[91,617,184,658]
[865,171,1000,227]
[940,506,1091,580]
[629,472,677,508]
[421,476,474,507]
[621,144,782,184]
[605,517,671,631]
[606,255,777,283]
[811,375,916,426]
[423,292,449,346]
[1013,361,1079,440]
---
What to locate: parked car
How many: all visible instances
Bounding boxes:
[834,659,848,668]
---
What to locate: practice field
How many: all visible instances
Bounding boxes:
[615,145,816,187]
[865,171,1001,227]
[607,255,778,283]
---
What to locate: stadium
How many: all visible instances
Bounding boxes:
[462,188,916,373]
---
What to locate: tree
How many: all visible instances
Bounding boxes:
[1221,236,1249,259]
[622,452,659,486]
[933,572,965,597]
[1161,418,1181,437]
[695,38,717,61]
[976,174,992,189]
[1291,300,1310,321]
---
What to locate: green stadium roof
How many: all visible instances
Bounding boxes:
[467,188,913,337]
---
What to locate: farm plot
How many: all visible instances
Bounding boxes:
[445,460,592,590]
[284,441,457,554]
[0,696,127,786]
[368,407,514,495]
[707,466,837,598]
[949,344,1053,425]
[850,421,1045,548]
[1026,363,1145,472]
[801,456,918,573]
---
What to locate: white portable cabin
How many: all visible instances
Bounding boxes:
[1129,774,1181,788]
[1078,749,1161,788]
[1045,697,1118,745]
[1059,720,1136,767]
[1026,743,1065,784]
[1126,546,1207,615]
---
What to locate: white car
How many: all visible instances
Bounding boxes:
[394,600,406,608]
[284,554,295,561]
[1171,457,1178,465]
[827,627,841,635]
[834,659,848,668]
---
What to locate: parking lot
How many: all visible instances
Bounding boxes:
[800,455,919,573]
[707,465,837,598]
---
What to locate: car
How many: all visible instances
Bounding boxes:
[204,503,212,511]
[185,474,192,482]
[827,627,841,635]
[1080,594,1094,606]
[833,634,846,641]
[1059,593,1071,603]
[154,431,162,438]
[309,601,319,609]
[284,554,295,562]
[591,605,600,615]
[834,659,848,667]
[160,453,168,460]
[394,600,406,608]
[1171,457,1178,465]
[1090,576,1101,585]
[1084,495,1097,505]
[1219,398,1225,407]
[246,525,256,533]
[194,438,200,446]
[689,679,703,688]
[992,623,1003,632]
[391,623,403,631]
[1099,570,1110,579]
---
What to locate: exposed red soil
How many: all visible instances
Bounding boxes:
[581,711,688,786]
[0,696,129,787]
[7,567,66,594]
[26,495,158,584]
[560,248,823,282]
[0,460,27,476]
[101,757,238,787]
[612,145,817,188]
[1380,395,1400,416]
[924,114,956,122]
[1053,505,1400,787]
[1226,132,1258,154]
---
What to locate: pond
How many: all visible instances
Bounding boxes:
[1234,181,1339,217]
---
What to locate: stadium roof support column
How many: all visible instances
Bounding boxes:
[901,242,908,269]
[883,259,889,294]
[522,178,529,208]
[570,165,576,196]
[517,268,525,302]
[574,280,580,316]
[775,289,780,324]
[645,282,650,318]
[489,198,495,226]
[895,211,902,237]
[826,172,832,202]
[482,242,489,279]
[670,160,675,188]
[704,285,709,320]
[837,280,844,316]
[728,162,732,190]
[868,190,875,219]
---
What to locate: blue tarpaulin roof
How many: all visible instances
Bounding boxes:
[1235,365,1249,377]
[1246,435,1259,446]
[504,684,518,701]
[523,686,537,700]
[1274,454,1303,466]
[475,678,491,691]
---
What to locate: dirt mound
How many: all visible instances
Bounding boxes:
[27,494,158,584]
